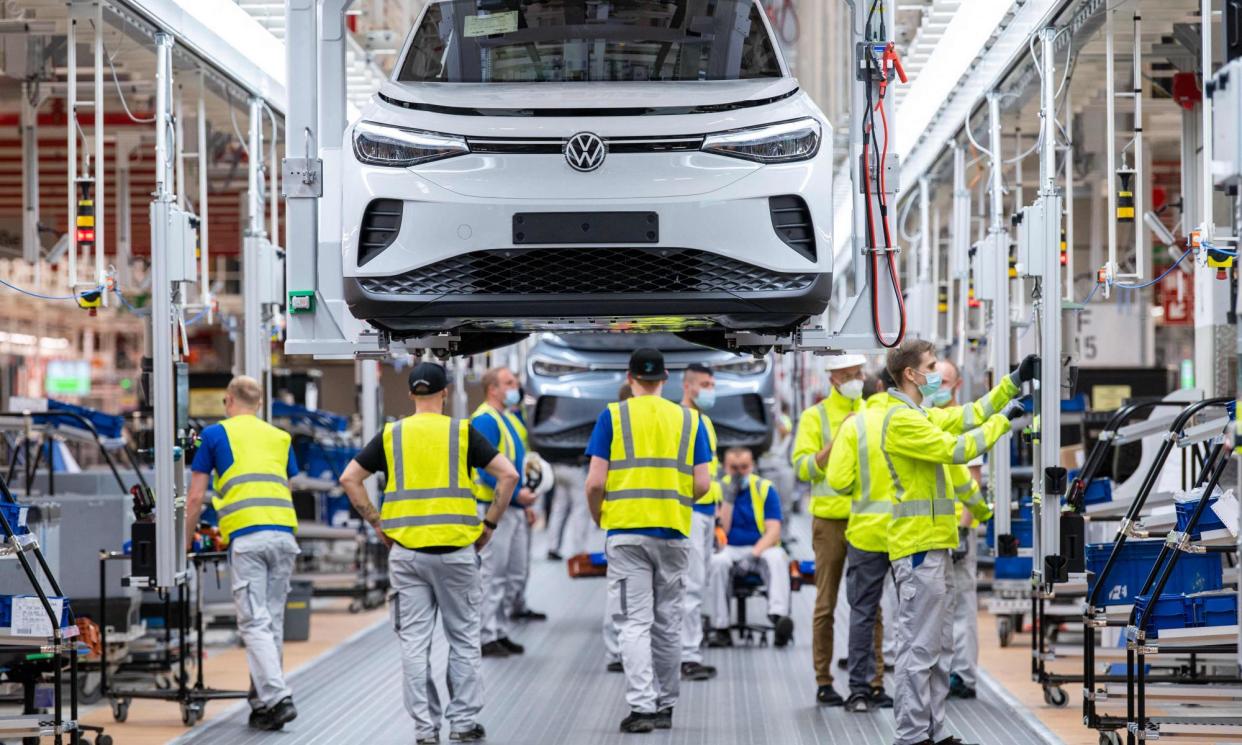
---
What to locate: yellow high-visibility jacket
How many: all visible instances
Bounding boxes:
[792,387,864,519]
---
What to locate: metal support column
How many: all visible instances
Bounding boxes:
[244,97,267,389]
[115,135,137,291]
[951,143,969,367]
[20,81,38,265]
[1033,27,1065,588]
[197,74,211,315]
[988,92,1013,539]
[151,33,185,589]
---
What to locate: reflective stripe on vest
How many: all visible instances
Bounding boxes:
[891,498,957,519]
[381,415,482,549]
[855,413,872,502]
[471,404,518,502]
[696,414,721,505]
[210,415,297,544]
[601,398,697,534]
[879,407,905,500]
[951,429,987,464]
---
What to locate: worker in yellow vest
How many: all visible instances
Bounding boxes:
[704,448,793,645]
[585,349,712,735]
[880,341,1033,745]
[186,376,300,732]
[791,353,866,707]
[340,363,518,744]
[472,367,536,658]
[678,362,721,681]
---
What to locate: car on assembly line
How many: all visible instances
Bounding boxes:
[341,0,834,355]
[524,332,774,461]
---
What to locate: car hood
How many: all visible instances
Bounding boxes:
[378,78,798,114]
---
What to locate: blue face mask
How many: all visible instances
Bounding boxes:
[694,388,717,411]
[913,369,942,399]
[924,388,952,408]
[503,388,521,408]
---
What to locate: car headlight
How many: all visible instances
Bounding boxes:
[352,121,469,167]
[531,358,591,378]
[715,357,770,375]
[702,118,821,164]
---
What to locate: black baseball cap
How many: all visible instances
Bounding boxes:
[629,348,668,382]
[408,362,448,395]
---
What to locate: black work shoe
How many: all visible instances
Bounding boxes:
[267,697,297,729]
[653,708,673,730]
[948,672,976,699]
[680,661,716,681]
[705,630,733,648]
[247,708,272,730]
[449,724,486,741]
[773,616,794,647]
[513,608,548,621]
[934,737,978,745]
[497,637,525,654]
[606,660,624,673]
[868,687,894,708]
[816,685,845,706]
[481,641,510,658]
[619,712,655,734]
[845,692,871,713]
[416,736,439,745]
[546,550,563,560]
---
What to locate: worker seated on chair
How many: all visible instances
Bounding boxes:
[705,447,794,648]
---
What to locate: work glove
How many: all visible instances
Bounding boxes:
[1002,400,1028,421]
[1010,354,1040,385]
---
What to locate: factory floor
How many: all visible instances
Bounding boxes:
[57,515,1067,745]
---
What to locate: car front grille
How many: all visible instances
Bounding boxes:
[466,135,704,155]
[358,199,403,266]
[358,248,817,296]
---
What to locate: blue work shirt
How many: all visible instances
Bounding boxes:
[584,404,713,539]
[472,406,526,508]
[190,421,299,540]
[726,480,782,547]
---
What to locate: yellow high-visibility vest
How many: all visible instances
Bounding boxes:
[211,415,297,544]
[380,413,482,549]
[602,396,700,536]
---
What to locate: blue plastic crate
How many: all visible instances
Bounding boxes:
[1086,540,1224,606]
[994,555,1032,579]
[986,504,1034,548]
[1068,469,1114,505]
[0,501,26,534]
[0,595,71,630]
[798,560,815,577]
[1174,495,1227,538]
[1190,593,1238,628]
[1133,594,1194,636]
[588,552,607,567]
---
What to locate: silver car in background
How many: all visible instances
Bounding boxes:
[525,333,774,461]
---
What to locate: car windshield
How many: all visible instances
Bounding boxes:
[397,0,782,83]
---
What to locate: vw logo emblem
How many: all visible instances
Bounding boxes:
[564,132,607,172]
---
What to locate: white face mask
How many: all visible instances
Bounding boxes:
[837,379,865,400]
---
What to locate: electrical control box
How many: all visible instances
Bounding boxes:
[1211,57,1242,185]
[973,236,1000,302]
[257,239,286,306]
[1016,196,1062,279]
[150,205,199,284]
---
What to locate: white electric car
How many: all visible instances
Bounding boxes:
[342,0,833,353]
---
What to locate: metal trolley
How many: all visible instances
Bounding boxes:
[99,551,249,728]
[1078,397,1238,745]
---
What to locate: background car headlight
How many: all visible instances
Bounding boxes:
[352,121,469,167]
[702,118,821,163]
[531,358,591,377]
[715,357,770,375]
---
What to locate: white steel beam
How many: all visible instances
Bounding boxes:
[988,91,1012,538]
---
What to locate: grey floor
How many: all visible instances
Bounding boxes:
[174,517,1058,745]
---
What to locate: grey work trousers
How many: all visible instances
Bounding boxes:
[945,530,980,687]
[706,545,792,629]
[892,549,955,745]
[845,544,890,695]
[505,514,532,616]
[680,511,715,663]
[547,464,593,556]
[230,530,299,710]
[478,505,522,643]
[606,534,689,714]
[389,544,484,740]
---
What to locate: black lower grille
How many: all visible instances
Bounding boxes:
[359,248,816,296]
[769,195,816,261]
[358,199,402,266]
